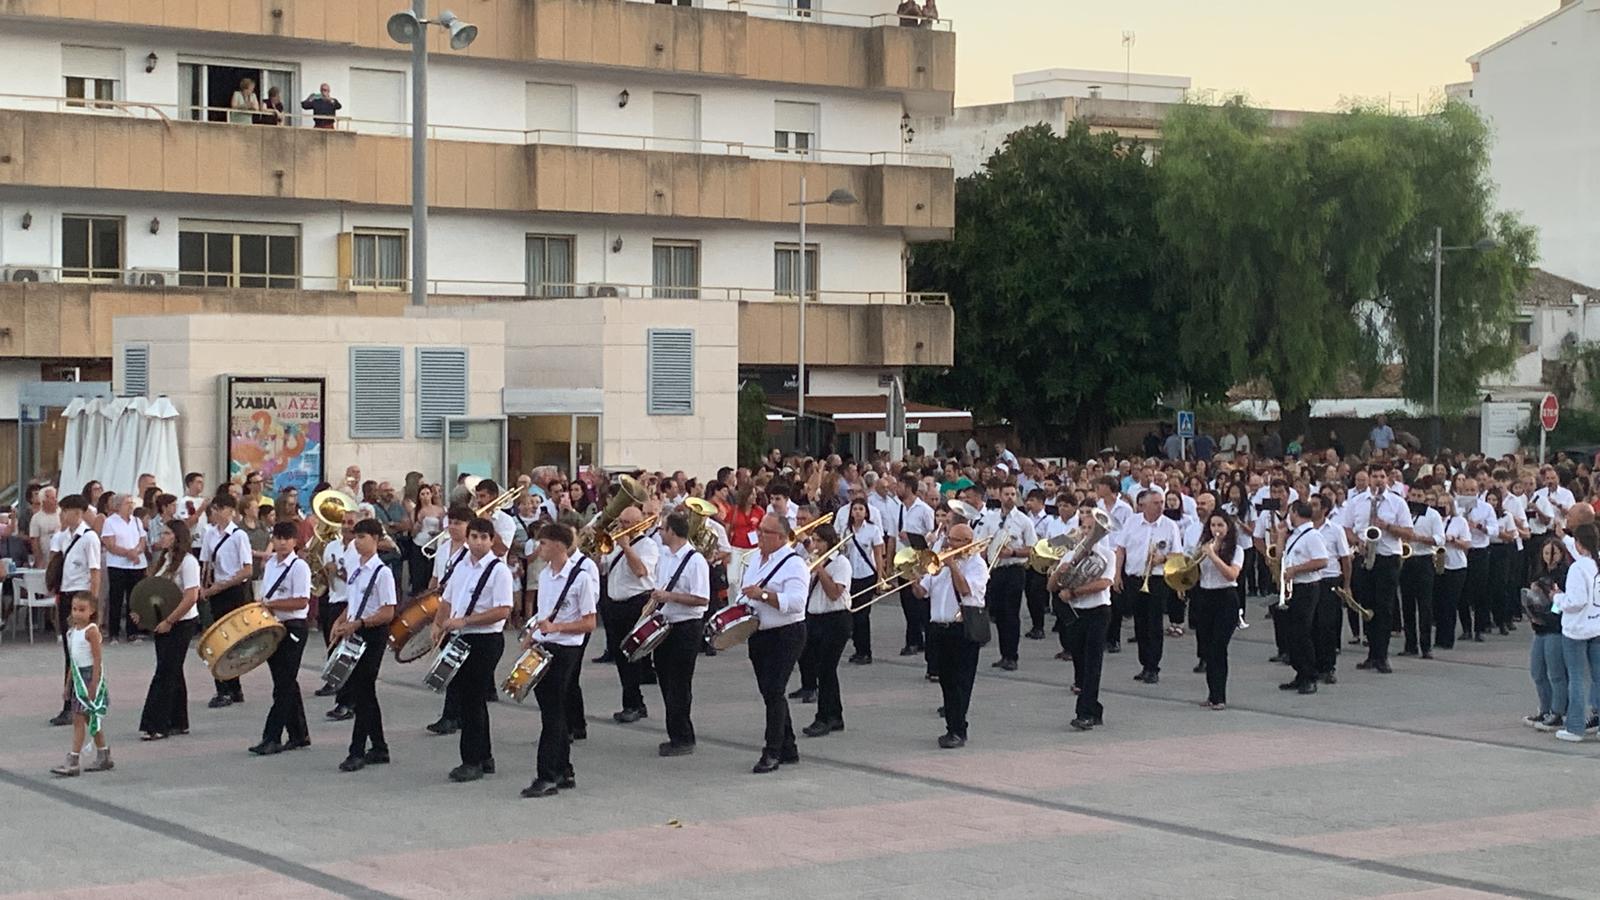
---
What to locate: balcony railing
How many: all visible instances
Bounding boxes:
[0,94,952,168]
[719,1,953,30]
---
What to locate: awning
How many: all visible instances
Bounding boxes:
[766,395,973,434]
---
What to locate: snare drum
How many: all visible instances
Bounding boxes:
[704,602,759,651]
[499,645,552,703]
[388,590,441,663]
[422,635,471,693]
[620,611,671,663]
[320,635,366,690]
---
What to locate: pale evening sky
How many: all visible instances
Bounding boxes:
[940,0,1558,112]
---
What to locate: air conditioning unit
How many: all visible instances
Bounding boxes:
[4,266,55,283]
[126,268,176,287]
[585,283,626,298]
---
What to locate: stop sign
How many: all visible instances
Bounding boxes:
[1540,393,1560,431]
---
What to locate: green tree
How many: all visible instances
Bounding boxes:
[737,381,768,469]
[908,122,1209,455]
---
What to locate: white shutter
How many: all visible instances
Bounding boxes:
[349,346,403,438]
[646,329,694,416]
[121,343,150,397]
[775,101,817,135]
[62,46,122,80]
[415,347,468,438]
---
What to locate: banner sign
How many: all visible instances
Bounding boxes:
[223,376,325,511]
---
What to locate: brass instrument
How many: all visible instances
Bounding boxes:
[732,511,837,569]
[306,489,356,596]
[806,533,853,575]
[1399,542,1414,561]
[850,540,991,612]
[1334,585,1374,622]
[592,513,660,557]
[681,497,723,558]
[418,484,526,558]
[947,498,980,523]
[1433,545,1447,575]
[1163,545,1204,595]
[1051,509,1114,592]
[846,546,928,607]
[1360,525,1381,570]
[1139,538,1166,594]
[576,474,649,558]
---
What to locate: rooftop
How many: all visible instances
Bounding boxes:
[1518,268,1597,308]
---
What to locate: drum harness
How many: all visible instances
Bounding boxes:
[260,556,304,642]
[534,557,586,646]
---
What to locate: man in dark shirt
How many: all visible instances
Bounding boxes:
[301,83,342,129]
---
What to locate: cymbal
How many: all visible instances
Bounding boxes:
[130,575,183,628]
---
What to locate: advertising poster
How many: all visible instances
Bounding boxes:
[224,376,325,511]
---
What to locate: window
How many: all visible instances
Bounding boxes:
[178,221,299,288]
[526,82,576,144]
[774,242,820,300]
[1512,316,1535,346]
[179,60,295,123]
[786,0,814,17]
[416,347,468,438]
[526,234,575,298]
[652,92,701,151]
[652,240,700,299]
[647,329,695,416]
[774,101,818,155]
[349,68,406,135]
[61,215,123,281]
[63,46,121,110]
[352,229,408,290]
[349,346,404,438]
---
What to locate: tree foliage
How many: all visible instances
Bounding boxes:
[737,382,768,468]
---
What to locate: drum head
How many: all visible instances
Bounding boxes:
[394,626,435,663]
[214,627,285,680]
[709,615,759,651]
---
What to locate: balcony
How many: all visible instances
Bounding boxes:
[738,296,953,368]
[0,104,954,235]
[0,0,955,112]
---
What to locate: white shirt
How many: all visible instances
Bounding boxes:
[1442,515,1471,571]
[920,553,988,623]
[1554,556,1600,640]
[1531,485,1577,535]
[807,555,854,615]
[604,535,659,599]
[894,497,935,539]
[444,552,513,635]
[1115,514,1184,577]
[160,554,202,621]
[101,513,147,570]
[323,538,352,603]
[843,522,885,580]
[1199,542,1246,590]
[51,522,102,593]
[344,555,398,623]
[1097,496,1133,529]
[973,506,1036,569]
[1370,490,1413,557]
[432,538,470,587]
[1465,499,1496,551]
[739,547,808,629]
[1408,507,1444,556]
[866,491,898,530]
[766,503,799,528]
[1503,491,1529,548]
[1037,514,1073,544]
[1282,523,1330,586]
[1315,520,1351,580]
[258,553,311,622]
[202,522,251,582]
[1067,540,1116,608]
[489,508,517,560]
[654,540,711,624]
[534,554,599,646]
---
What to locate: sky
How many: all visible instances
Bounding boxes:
[940,0,1558,112]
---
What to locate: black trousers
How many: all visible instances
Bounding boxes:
[1488,543,1512,628]
[1061,602,1109,720]
[210,584,250,700]
[655,619,701,746]
[1242,547,1263,596]
[318,597,346,650]
[1024,569,1048,634]
[748,622,806,755]
[532,642,582,782]
[1313,578,1342,674]
[138,619,196,735]
[446,632,503,767]
[567,633,589,734]
[1399,557,1436,655]
[1190,587,1238,704]
[987,565,1026,662]
[849,575,876,657]
[1434,568,1466,649]
[1462,548,1490,637]
[928,621,979,739]
[346,625,388,757]
[1107,588,1128,648]
[262,619,309,744]
[900,583,927,651]
[797,610,850,726]
[1349,559,1373,641]
[1131,578,1172,674]
[106,566,144,639]
[1363,555,1400,664]
[604,591,652,711]
[1285,581,1318,684]
[1270,599,1291,656]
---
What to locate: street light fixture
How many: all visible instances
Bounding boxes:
[386,3,479,307]
[788,177,858,454]
[1430,227,1500,452]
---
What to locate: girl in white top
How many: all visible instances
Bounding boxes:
[135,519,202,741]
[1553,523,1600,743]
[52,594,112,776]
[1192,511,1246,710]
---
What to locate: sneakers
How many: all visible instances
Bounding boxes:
[1556,729,1585,743]
[1522,713,1545,728]
[83,749,114,772]
[1587,716,1599,735]
[1534,713,1564,733]
[50,752,81,777]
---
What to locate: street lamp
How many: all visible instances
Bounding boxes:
[386,4,479,307]
[1431,227,1499,452]
[787,176,857,454]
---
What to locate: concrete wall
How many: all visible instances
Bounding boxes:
[1012,68,1190,104]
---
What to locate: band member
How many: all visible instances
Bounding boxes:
[135,519,200,740]
[741,516,809,773]
[1338,468,1372,645]
[326,512,367,722]
[1183,490,1217,671]
[315,518,355,701]
[915,523,988,748]
[1113,490,1183,684]
[47,495,102,727]
[893,473,935,660]
[436,517,513,782]
[651,510,711,755]
[798,524,853,738]
[521,522,598,797]
[330,519,397,772]
[1460,476,1496,642]
[251,521,312,756]
[1530,465,1575,558]
[842,498,885,665]
[1399,489,1443,659]
[975,482,1036,672]
[1253,482,1293,664]
[425,506,474,736]
[1023,488,1053,640]
[1356,468,1411,673]
[1487,488,1517,634]
[473,479,518,560]
[1094,476,1134,653]
[1187,509,1244,708]
[1046,494,1079,660]
[1309,494,1352,682]
[200,495,253,707]
[1050,506,1115,728]
[1279,501,1330,694]
[1434,494,1472,649]
[601,507,659,723]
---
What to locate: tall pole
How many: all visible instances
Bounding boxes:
[409,0,428,307]
[1431,226,1442,453]
[797,174,807,455]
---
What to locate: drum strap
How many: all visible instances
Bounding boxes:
[440,545,469,588]
[851,532,871,569]
[662,550,696,594]
[351,564,383,623]
[606,536,645,577]
[756,552,799,590]
[261,557,298,600]
[463,558,502,619]
[549,557,587,620]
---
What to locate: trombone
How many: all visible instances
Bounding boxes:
[591,513,660,556]
[850,538,991,613]
[419,484,526,558]
[732,511,836,569]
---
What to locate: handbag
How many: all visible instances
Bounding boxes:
[961,602,991,646]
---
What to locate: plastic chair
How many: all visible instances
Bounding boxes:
[12,569,56,643]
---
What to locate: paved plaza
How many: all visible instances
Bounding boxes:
[0,615,1592,899]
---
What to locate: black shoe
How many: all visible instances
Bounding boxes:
[1473,633,1486,643]
[363,749,390,765]
[659,742,695,757]
[998,658,1018,671]
[1133,671,1149,683]
[592,652,615,664]
[1321,672,1337,685]
[925,673,940,683]
[612,707,647,724]
[1355,660,1374,670]
[802,719,841,738]
[482,757,496,774]
[570,727,587,741]
[326,705,353,721]
[787,689,818,703]
[1106,642,1121,654]
[557,772,577,789]
[1398,649,1417,657]
[521,778,559,797]
[1025,628,1046,640]
[1374,661,1393,674]
[314,684,338,697]
[1347,637,1362,645]
[1498,625,1509,636]
[703,647,717,657]
[449,763,483,782]
[1267,654,1284,663]
[990,659,1006,668]
[1278,681,1300,691]
[899,645,918,657]
[1147,672,1159,684]
[937,732,966,749]
[752,753,782,774]
[1069,717,1097,731]
[249,740,284,756]
[207,695,233,709]
[426,718,459,735]
[48,710,72,727]
[850,654,873,665]
[1297,681,1318,695]
[284,737,312,751]
[1420,651,1434,660]
[338,755,367,773]
[1193,662,1206,673]
[778,746,800,764]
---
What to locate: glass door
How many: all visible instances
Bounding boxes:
[440,416,506,490]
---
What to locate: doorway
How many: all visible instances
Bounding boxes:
[180,59,295,122]
[508,414,599,478]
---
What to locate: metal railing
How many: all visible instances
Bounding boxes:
[717,1,953,31]
[0,93,952,168]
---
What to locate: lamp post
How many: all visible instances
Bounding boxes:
[1430,227,1499,452]
[788,176,857,454]
[386,3,478,307]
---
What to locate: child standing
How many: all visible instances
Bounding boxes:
[52,593,113,776]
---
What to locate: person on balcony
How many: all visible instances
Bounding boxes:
[301,83,342,129]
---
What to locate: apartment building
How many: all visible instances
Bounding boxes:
[0,0,958,485]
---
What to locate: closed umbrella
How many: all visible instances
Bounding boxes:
[57,397,88,493]
[139,396,184,498]
[103,397,146,498]
[73,397,108,495]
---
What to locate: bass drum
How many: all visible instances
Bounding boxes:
[195,603,285,680]
[388,590,441,663]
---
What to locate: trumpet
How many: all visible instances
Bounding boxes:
[1334,585,1374,622]
[419,484,527,558]
[592,513,660,557]
[1139,539,1166,594]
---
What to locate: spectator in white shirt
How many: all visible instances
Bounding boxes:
[100,493,148,642]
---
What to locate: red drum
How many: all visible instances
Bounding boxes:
[704,602,759,651]
[621,612,671,663]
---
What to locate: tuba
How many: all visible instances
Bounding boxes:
[305,489,356,597]
[577,474,649,558]
[681,497,723,558]
[1054,508,1114,592]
